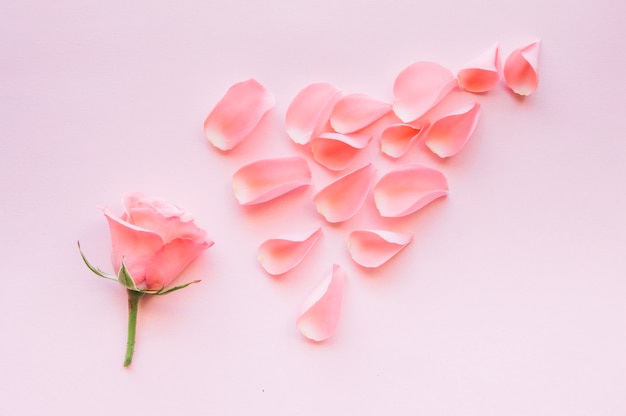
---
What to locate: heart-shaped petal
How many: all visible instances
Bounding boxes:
[503,41,540,96]
[297,264,346,342]
[232,156,311,205]
[380,122,429,158]
[286,83,342,145]
[204,79,275,151]
[425,102,481,158]
[374,165,448,217]
[314,163,376,223]
[258,227,323,275]
[348,230,413,268]
[329,93,391,134]
[392,61,457,122]
[311,132,372,171]
[457,44,501,93]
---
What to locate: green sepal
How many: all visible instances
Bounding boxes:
[145,280,201,296]
[77,241,117,281]
[118,260,139,292]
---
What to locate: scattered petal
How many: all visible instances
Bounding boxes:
[457,44,501,93]
[258,227,323,275]
[425,102,480,158]
[314,164,376,223]
[503,41,540,96]
[203,79,275,151]
[329,93,392,134]
[286,83,342,144]
[297,264,346,342]
[374,165,448,217]
[392,61,457,122]
[233,156,311,205]
[380,121,429,158]
[348,230,413,268]
[311,132,372,171]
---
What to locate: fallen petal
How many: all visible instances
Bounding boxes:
[457,44,501,93]
[329,93,392,134]
[297,264,346,342]
[380,122,429,158]
[314,164,375,223]
[204,79,275,151]
[233,156,311,205]
[392,61,457,122]
[374,165,448,217]
[348,230,413,268]
[424,102,480,158]
[286,83,342,144]
[311,132,372,171]
[503,41,540,96]
[258,227,323,275]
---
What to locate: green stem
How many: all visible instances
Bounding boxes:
[124,290,144,367]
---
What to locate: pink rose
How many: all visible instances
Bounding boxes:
[103,192,213,291]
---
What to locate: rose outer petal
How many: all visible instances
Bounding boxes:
[204,79,275,150]
[348,230,413,268]
[297,264,346,342]
[457,44,501,93]
[286,83,342,145]
[258,227,323,275]
[503,41,540,96]
[144,238,213,290]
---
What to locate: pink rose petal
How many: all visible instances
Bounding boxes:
[258,227,323,275]
[311,132,372,171]
[380,121,429,158]
[374,165,448,217]
[203,79,275,151]
[392,61,457,122]
[285,83,342,145]
[329,93,392,134]
[232,156,311,205]
[457,44,501,93]
[314,163,376,223]
[425,102,480,158]
[297,264,346,342]
[503,41,540,96]
[347,230,413,268]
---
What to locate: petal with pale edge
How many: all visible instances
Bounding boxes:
[314,164,375,223]
[286,83,342,144]
[392,61,457,122]
[258,227,323,275]
[457,44,501,93]
[348,230,413,268]
[374,165,448,217]
[311,132,372,171]
[503,41,540,96]
[233,156,312,205]
[297,264,346,342]
[203,79,275,150]
[380,122,429,158]
[329,94,391,134]
[425,102,480,158]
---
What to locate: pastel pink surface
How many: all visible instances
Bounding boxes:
[3,1,626,415]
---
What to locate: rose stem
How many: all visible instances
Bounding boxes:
[124,289,144,367]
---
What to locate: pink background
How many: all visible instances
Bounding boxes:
[2,0,626,414]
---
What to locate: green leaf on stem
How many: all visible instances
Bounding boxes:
[77,241,117,281]
[118,260,139,291]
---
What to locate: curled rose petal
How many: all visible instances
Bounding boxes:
[392,61,457,122]
[203,79,275,151]
[347,230,413,268]
[232,156,311,205]
[380,121,429,158]
[457,44,501,93]
[286,83,342,144]
[258,227,323,275]
[329,93,392,134]
[297,264,346,342]
[311,132,372,171]
[503,41,540,96]
[314,163,375,223]
[424,102,480,158]
[374,165,448,217]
